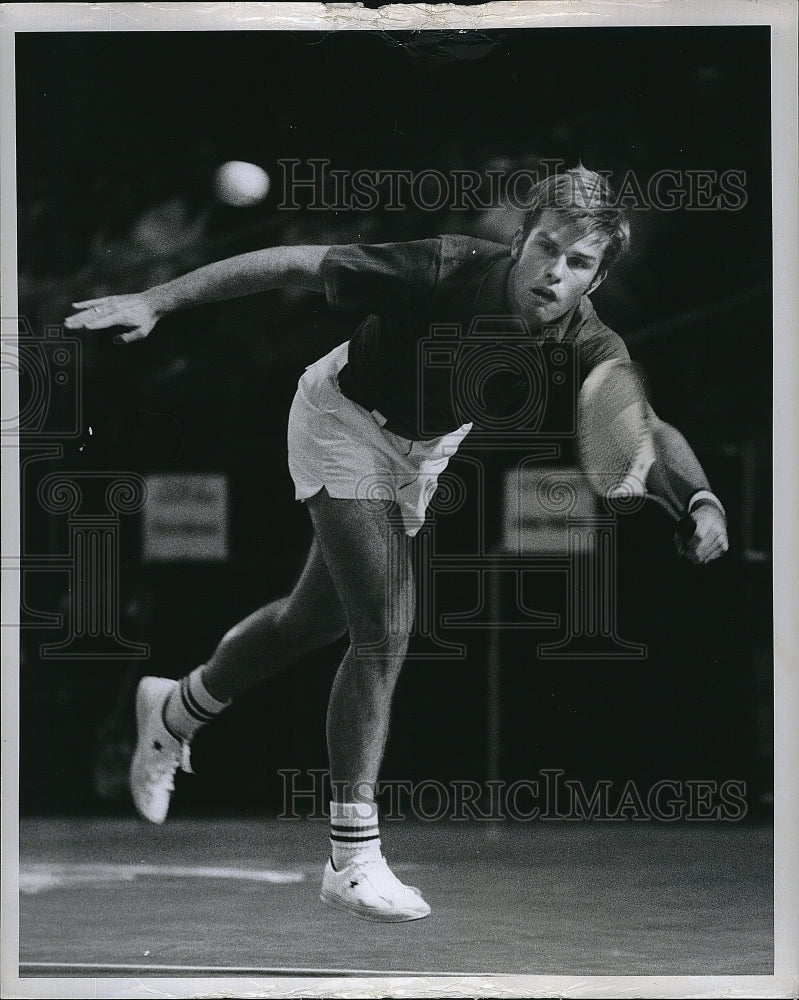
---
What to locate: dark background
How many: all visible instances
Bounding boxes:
[14,28,772,817]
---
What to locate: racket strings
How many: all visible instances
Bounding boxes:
[579,363,655,498]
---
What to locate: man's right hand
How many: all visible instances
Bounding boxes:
[64,293,162,344]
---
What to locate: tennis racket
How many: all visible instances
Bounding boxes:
[578,358,696,544]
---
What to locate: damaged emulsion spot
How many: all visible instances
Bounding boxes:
[376,30,503,63]
[308,27,502,63]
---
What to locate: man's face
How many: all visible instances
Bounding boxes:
[507,208,610,325]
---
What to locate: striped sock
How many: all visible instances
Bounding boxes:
[329,800,381,870]
[162,666,230,742]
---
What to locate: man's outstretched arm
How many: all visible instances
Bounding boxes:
[64,244,330,343]
[648,412,729,565]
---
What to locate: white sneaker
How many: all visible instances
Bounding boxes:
[129,676,192,824]
[320,854,431,922]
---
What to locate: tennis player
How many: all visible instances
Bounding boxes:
[65,166,728,922]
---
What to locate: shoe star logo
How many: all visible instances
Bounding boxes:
[153,740,163,751]
[349,879,359,888]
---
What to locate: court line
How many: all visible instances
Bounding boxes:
[20,961,471,978]
[19,861,305,894]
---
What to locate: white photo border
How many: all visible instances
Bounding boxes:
[1,3,796,998]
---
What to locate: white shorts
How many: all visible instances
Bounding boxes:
[287,342,472,536]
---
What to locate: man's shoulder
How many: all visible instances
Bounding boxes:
[437,233,510,263]
[573,296,620,339]
[572,296,630,363]
[434,234,511,292]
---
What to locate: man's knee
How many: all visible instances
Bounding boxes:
[350,607,413,662]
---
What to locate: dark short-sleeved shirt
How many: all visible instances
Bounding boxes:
[321,234,629,440]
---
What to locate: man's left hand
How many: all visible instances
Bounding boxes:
[677,505,729,565]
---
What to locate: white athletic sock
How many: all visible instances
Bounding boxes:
[329,800,382,870]
[162,666,230,742]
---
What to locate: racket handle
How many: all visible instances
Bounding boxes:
[676,512,696,544]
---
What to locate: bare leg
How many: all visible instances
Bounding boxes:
[130,535,348,825]
[306,490,414,804]
[201,538,347,702]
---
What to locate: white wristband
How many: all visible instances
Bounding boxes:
[688,490,726,519]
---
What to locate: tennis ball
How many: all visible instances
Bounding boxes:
[213,160,270,207]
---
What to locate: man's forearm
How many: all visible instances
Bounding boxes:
[146,244,330,315]
[650,416,720,512]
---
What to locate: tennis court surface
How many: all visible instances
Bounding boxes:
[18,815,772,978]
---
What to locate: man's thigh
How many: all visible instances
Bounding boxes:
[278,536,347,642]
[306,489,414,639]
